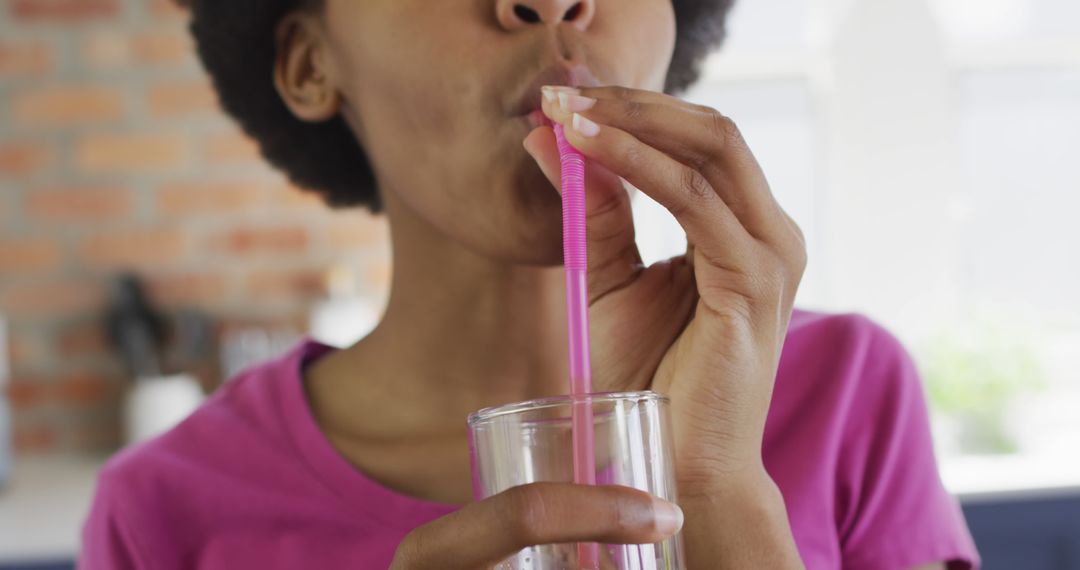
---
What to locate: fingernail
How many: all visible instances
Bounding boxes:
[542,85,579,103]
[558,92,596,113]
[571,113,600,137]
[652,498,684,535]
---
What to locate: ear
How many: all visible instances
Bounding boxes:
[273,12,341,123]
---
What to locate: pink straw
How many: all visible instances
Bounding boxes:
[554,123,600,569]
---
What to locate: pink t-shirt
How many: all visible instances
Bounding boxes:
[80,310,979,569]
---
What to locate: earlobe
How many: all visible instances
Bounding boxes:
[273,13,341,123]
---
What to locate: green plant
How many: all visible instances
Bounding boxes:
[920,320,1045,455]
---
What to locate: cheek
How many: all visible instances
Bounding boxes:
[325,2,488,191]
[607,0,677,91]
[325,1,483,141]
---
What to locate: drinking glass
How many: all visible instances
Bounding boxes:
[468,391,685,570]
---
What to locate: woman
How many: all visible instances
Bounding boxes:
[81,0,979,568]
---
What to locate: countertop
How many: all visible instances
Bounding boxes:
[0,456,104,563]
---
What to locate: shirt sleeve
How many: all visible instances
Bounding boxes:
[78,468,148,570]
[836,320,980,570]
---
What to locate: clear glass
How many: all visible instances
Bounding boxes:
[468,391,685,570]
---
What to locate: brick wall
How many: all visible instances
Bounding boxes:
[0,0,392,455]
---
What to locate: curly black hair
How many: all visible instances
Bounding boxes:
[179,0,735,212]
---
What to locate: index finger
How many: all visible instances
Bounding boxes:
[546,85,785,245]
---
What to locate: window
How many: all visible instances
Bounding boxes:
[632,0,1080,493]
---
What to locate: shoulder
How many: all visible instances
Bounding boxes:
[87,340,322,525]
[767,311,979,568]
[100,352,287,484]
[785,308,908,359]
[767,309,928,457]
[773,309,939,489]
[780,308,918,400]
[82,342,324,566]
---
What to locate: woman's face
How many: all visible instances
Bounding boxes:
[318,0,676,264]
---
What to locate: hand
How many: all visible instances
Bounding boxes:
[389,483,682,570]
[525,85,806,567]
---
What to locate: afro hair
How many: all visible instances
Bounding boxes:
[178,0,735,212]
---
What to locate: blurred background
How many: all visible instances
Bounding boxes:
[0,0,1077,568]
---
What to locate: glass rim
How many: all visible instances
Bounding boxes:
[467,390,669,426]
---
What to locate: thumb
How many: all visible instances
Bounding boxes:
[524,126,643,301]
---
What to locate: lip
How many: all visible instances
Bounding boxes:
[524,109,552,129]
[510,63,601,121]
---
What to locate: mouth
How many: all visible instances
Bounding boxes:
[511,63,600,127]
[523,109,552,129]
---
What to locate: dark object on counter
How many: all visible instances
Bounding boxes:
[170,308,214,375]
[104,274,168,380]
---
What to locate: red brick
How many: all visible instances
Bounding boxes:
[13,424,56,453]
[132,29,193,66]
[245,268,326,300]
[211,225,309,255]
[0,280,105,317]
[82,28,193,69]
[148,0,188,20]
[56,319,108,357]
[75,132,188,173]
[271,181,327,210]
[26,186,131,221]
[9,0,119,22]
[7,377,52,408]
[13,85,125,127]
[157,180,264,214]
[147,78,218,118]
[0,142,52,177]
[0,39,54,76]
[81,31,126,69]
[0,238,63,272]
[146,272,229,305]
[56,373,111,405]
[79,227,187,267]
[8,329,49,371]
[205,130,262,165]
[69,419,121,451]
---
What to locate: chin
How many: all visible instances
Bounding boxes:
[474,165,567,266]
[477,200,566,267]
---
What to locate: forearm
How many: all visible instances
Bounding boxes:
[680,471,805,569]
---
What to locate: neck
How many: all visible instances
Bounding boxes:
[308,190,571,440]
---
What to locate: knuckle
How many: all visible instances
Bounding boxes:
[609,86,635,101]
[790,235,809,271]
[586,190,627,223]
[790,219,806,246]
[606,488,640,535]
[502,484,550,544]
[389,531,422,568]
[747,255,793,304]
[622,99,646,121]
[705,109,743,148]
[679,167,714,203]
[620,140,645,171]
[776,213,808,273]
[760,260,787,293]
[790,246,808,277]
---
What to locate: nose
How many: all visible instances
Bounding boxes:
[495,0,595,31]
